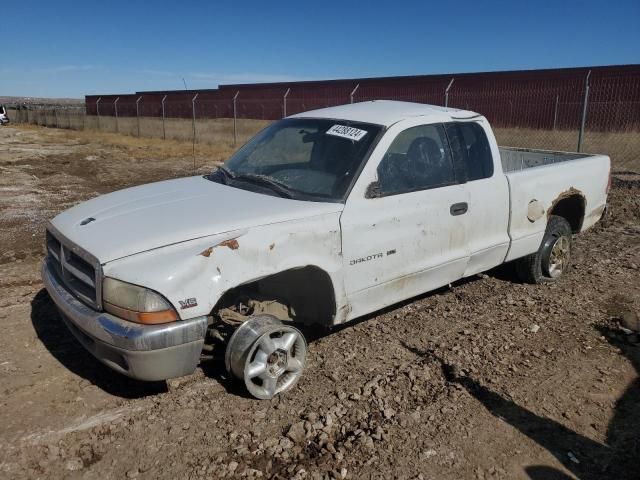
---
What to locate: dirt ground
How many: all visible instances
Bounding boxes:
[0,125,639,480]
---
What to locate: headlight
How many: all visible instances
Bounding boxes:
[102,277,178,324]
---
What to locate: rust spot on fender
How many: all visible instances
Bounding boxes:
[199,238,240,257]
[219,238,239,250]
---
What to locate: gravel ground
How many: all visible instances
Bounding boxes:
[0,125,638,480]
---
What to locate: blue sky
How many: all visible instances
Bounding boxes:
[1,0,639,98]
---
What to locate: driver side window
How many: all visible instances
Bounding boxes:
[375,124,455,196]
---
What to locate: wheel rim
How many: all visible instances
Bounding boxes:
[225,316,307,400]
[548,235,570,278]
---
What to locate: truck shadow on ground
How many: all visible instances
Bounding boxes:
[199,356,260,399]
[404,325,640,480]
[30,289,168,398]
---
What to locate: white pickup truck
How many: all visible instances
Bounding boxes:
[42,101,610,399]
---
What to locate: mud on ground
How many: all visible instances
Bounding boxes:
[0,125,639,480]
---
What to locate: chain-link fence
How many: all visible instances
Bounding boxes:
[6,69,640,171]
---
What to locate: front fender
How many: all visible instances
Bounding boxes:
[102,212,345,320]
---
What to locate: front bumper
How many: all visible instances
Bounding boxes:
[41,259,207,381]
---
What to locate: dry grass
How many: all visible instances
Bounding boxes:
[12,123,238,164]
[494,127,640,172]
[12,113,638,173]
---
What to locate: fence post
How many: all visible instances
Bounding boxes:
[350,84,359,104]
[444,78,455,107]
[233,91,239,145]
[283,88,290,118]
[54,109,58,128]
[509,101,514,127]
[161,95,167,140]
[577,70,591,152]
[136,96,142,137]
[553,94,559,130]
[191,93,199,144]
[96,97,101,131]
[114,97,120,133]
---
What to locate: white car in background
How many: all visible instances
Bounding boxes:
[41,101,610,399]
[0,105,9,125]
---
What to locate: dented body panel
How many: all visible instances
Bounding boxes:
[102,211,345,322]
[42,101,611,382]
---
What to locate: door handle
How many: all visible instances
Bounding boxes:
[450,202,468,216]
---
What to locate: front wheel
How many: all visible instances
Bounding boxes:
[515,215,573,284]
[225,315,307,400]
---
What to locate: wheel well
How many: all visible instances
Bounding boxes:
[549,194,585,233]
[214,266,336,326]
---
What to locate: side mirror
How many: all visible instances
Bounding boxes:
[365,181,381,199]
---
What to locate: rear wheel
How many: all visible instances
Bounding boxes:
[516,215,573,284]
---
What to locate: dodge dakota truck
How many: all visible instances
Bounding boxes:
[42,101,610,399]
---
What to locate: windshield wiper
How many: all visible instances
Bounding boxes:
[233,174,294,198]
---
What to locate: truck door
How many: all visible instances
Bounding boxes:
[340,121,470,320]
[444,121,511,276]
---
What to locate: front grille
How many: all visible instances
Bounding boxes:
[46,228,102,310]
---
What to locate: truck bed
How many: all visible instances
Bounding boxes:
[499,146,610,263]
[499,146,592,173]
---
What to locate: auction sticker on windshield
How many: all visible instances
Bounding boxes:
[326,124,368,141]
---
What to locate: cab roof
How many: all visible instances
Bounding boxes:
[290,100,480,127]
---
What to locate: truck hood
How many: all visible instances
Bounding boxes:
[51,176,343,263]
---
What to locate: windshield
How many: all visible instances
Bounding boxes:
[209,118,382,201]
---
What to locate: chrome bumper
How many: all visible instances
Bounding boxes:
[41,259,207,381]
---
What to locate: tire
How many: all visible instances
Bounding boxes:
[515,215,573,284]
